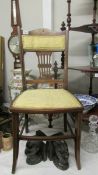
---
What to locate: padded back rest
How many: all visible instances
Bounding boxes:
[28,29,62,79]
[17,27,68,90]
[22,34,65,52]
[23,29,66,80]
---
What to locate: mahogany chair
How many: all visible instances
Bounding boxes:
[10,25,83,174]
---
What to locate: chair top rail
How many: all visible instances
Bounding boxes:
[22,32,66,52]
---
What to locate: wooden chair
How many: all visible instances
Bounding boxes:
[10,25,83,174]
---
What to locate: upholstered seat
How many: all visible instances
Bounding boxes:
[12,89,81,110]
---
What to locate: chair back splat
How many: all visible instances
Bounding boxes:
[9,0,83,174]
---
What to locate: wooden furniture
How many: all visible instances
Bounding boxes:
[58,1,98,124]
[66,0,98,122]
[9,0,83,174]
[67,0,98,95]
[68,66,98,121]
[68,66,98,95]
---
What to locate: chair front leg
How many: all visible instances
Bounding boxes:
[12,113,19,174]
[75,112,82,170]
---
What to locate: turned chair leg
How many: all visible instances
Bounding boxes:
[75,112,82,170]
[12,113,19,174]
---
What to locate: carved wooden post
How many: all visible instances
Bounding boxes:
[60,22,66,69]
[11,0,22,68]
[53,61,58,88]
[60,21,66,31]
[67,0,71,30]
[60,0,71,69]
[11,0,22,34]
[93,0,97,24]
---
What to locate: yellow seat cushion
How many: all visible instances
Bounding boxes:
[22,35,65,51]
[12,89,82,110]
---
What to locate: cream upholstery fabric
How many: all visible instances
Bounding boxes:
[22,35,65,51]
[12,89,82,110]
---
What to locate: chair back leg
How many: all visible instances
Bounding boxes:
[75,112,82,170]
[12,113,19,174]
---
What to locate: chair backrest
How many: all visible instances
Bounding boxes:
[17,26,69,91]
[29,29,53,79]
[36,51,52,79]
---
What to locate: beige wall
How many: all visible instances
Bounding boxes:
[53,0,98,94]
